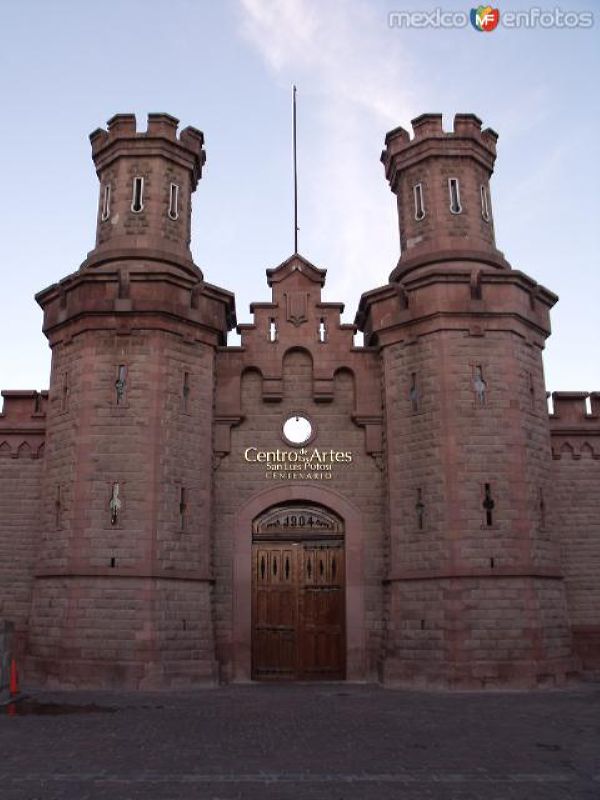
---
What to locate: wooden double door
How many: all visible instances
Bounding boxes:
[252,537,346,681]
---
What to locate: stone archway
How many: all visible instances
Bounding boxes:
[232,484,366,682]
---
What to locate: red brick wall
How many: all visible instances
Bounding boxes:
[379,326,572,686]
[550,393,600,675]
[0,392,46,658]
[0,446,43,656]
[27,328,218,688]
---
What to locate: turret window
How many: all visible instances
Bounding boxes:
[413,183,425,221]
[131,177,144,213]
[481,184,491,221]
[448,178,462,214]
[101,184,111,221]
[168,183,179,220]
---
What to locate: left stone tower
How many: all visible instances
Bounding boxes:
[27,114,235,688]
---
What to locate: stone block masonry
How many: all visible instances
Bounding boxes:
[0,620,14,696]
[0,111,598,688]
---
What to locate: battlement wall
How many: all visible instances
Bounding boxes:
[1,390,47,423]
[549,390,600,675]
[550,391,600,459]
[0,390,47,458]
[0,391,45,658]
[382,113,498,178]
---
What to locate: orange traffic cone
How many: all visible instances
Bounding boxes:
[9,658,19,697]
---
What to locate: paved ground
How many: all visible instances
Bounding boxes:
[1,683,599,800]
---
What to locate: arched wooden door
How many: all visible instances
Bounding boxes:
[252,504,346,681]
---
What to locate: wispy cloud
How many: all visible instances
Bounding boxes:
[237,0,426,312]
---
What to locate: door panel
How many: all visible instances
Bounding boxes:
[252,540,345,680]
[299,545,345,679]
[252,545,297,678]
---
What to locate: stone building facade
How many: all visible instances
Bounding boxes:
[0,112,598,689]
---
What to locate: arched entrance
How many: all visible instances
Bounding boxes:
[252,504,345,680]
[231,484,366,683]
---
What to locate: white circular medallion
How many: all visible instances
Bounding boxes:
[282,415,313,446]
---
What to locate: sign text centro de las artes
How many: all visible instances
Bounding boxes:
[243,446,353,480]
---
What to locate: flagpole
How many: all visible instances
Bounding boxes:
[293,85,298,254]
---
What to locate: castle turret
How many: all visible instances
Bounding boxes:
[89,112,205,269]
[381,113,507,279]
[358,114,576,688]
[26,114,235,689]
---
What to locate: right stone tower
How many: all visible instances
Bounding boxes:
[357,113,576,687]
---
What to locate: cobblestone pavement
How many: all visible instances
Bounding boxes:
[1,683,599,800]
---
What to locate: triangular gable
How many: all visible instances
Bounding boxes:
[266,253,326,287]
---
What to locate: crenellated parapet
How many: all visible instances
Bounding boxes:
[356,266,557,348]
[382,113,498,180]
[0,390,48,458]
[89,113,205,185]
[550,391,600,459]
[36,268,235,348]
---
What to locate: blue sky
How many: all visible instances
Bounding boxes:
[0,0,598,394]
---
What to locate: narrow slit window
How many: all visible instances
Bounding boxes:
[268,318,277,342]
[109,481,121,526]
[416,488,425,530]
[55,485,62,529]
[61,372,69,411]
[448,178,462,214]
[101,184,111,221]
[529,372,536,409]
[481,184,490,221]
[318,317,327,343]
[131,176,144,213]
[413,183,425,220]
[483,483,495,527]
[539,488,546,529]
[115,365,127,405]
[409,372,419,412]
[179,487,187,531]
[182,371,190,412]
[473,364,487,406]
[168,183,179,220]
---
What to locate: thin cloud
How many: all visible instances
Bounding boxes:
[237,0,425,311]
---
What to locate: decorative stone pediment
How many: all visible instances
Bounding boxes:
[266,253,326,287]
